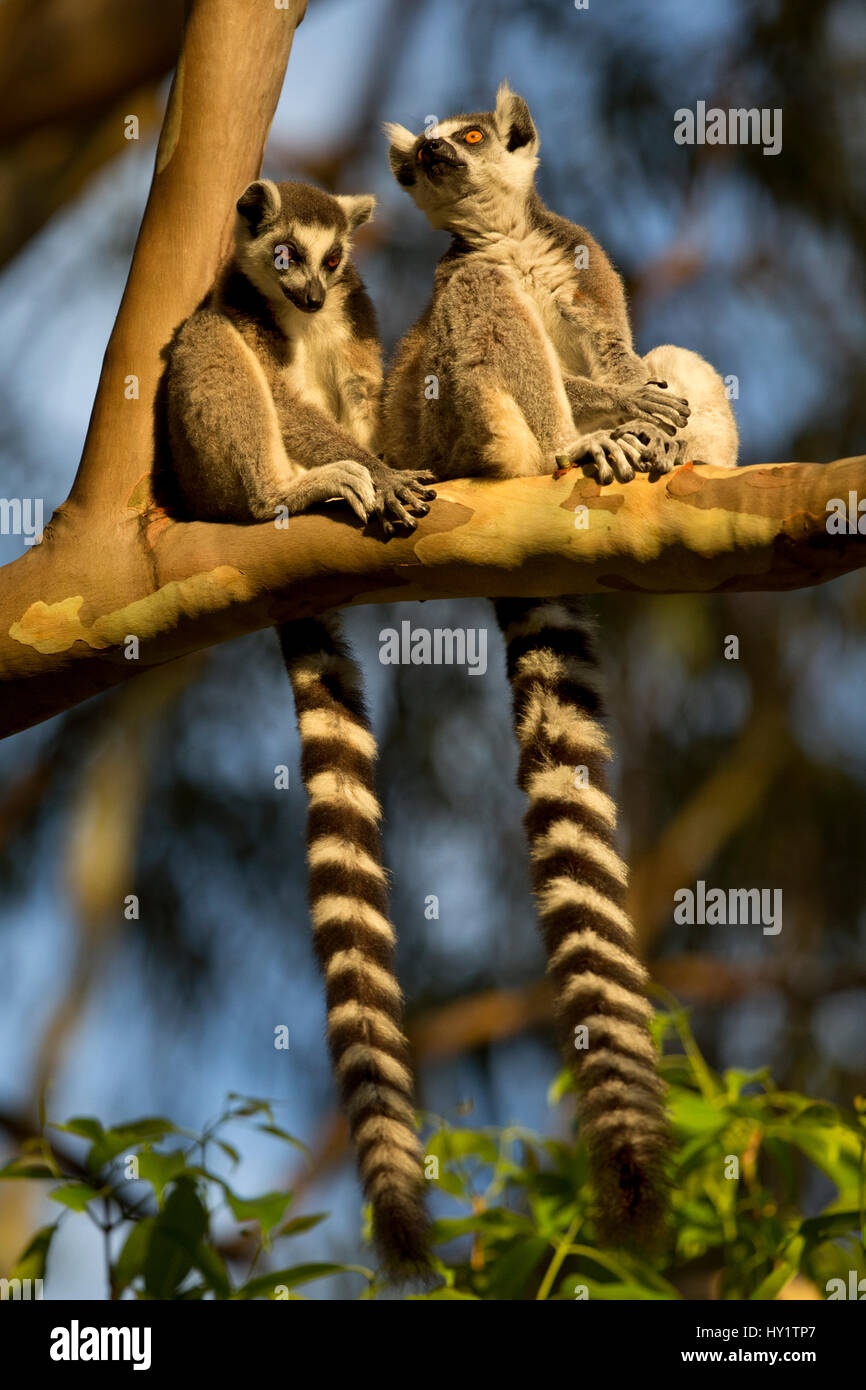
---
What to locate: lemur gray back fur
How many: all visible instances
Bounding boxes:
[164,179,434,1280]
[382,85,738,1247]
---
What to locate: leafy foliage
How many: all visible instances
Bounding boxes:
[418,1008,866,1300]
[0,1093,369,1301]
[2,1013,864,1300]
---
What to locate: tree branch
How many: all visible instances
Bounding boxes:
[2,457,865,738]
[1,0,863,741]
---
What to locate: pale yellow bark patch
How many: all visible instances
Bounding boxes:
[413,472,783,582]
[9,566,251,654]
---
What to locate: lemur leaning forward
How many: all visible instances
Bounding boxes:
[163,180,436,1277]
[382,87,738,1244]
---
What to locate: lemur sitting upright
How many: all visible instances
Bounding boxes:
[382,87,738,1246]
[163,180,435,1277]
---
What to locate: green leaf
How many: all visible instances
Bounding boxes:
[430,1211,533,1246]
[223,1188,294,1238]
[483,1236,549,1300]
[750,1238,805,1300]
[233,1263,372,1299]
[137,1146,189,1201]
[669,1091,728,1138]
[428,1167,467,1199]
[191,1240,231,1299]
[775,1123,862,1201]
[277,1213,328,1238]
[143,1178,208,1300]
[52,1116,104,1144]
[257,1125,312,1160]
[426,1127,500,1166]
[0,1159,59,1180]
[723,1068,771,1101]
[113,1218,155,1296]
[49,1182,99,1212]
[799,1211,862,1245]
[49,1117,170,1173]
[547,1069,573,1105]
[10,1224,57,1283]
[109,1117,180,1144]
[225,1093,274,1122]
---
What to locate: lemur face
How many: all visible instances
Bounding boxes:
[235,180,374,315]
[384,84,539,231]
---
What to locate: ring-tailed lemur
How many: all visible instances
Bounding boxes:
[163,180,436,1277]
[382,87,738,1246]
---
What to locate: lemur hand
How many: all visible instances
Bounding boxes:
[557,429,646,485]
[312,460,378,522]
[619,379,689,435]
[613,422,688,475]
[371,464,437,537]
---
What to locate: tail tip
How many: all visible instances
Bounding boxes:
[373,1199,435,1287]
[592,1142,670,1252]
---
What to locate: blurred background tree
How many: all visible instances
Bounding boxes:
[0,0,864,1296]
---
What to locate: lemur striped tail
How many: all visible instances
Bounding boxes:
[277,616,429,1278]
[493,596,669,1246]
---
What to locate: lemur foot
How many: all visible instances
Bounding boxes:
[620,379,690,435]
[372,465,437,537]
[556,429,645,485]
[312,459,378,522]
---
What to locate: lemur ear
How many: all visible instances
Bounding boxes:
[236,180,281,235]
[493,83,539,154]
[383,121,418,186]
[336,193,376,231]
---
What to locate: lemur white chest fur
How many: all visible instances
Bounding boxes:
[470,224,594,378]
[277,300,351,424]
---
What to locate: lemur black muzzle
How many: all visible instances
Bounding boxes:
[417,138,464,174]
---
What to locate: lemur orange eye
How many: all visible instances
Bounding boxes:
[464,129,484,144]
[326,252,341,269]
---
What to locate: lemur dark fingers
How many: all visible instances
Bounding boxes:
[394,476,437,505]
[648,435,689,477]
[617,426,688,477]
[566,430,639,485]
[395,485,431,513]
[625,382,690,433]
[373,467,437,536]
[401,468,437,485]
[384,497,420,529]
[613,421,674,472]
[376,494,422,535]
[391,467,437,499]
